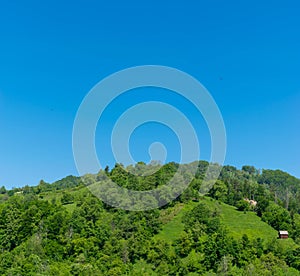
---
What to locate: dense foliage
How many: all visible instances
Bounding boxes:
[1,161,300,275]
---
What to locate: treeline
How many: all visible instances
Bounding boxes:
[0,161,300,275]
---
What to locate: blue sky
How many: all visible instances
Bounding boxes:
[0,0,299,188]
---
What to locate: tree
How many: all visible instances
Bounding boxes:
[262,202,292,231]
[242,165,258,175]
[237,200,250,211]
[0,186,6,194]
[209,180,228,202]
[61,192,74,205]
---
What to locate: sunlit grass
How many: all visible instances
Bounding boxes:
[155,196,294,248]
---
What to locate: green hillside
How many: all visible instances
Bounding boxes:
[156,197,278,243]
[204,197,278,241]
[155,202,197,242]
[1,162,300,275]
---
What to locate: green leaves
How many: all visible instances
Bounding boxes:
[1,161,300,274]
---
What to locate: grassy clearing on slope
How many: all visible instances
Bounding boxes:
[155,197,294,248]
[202,197,278,242]
[39,185,86,203]
[155,201,197,243]
[64,203,77,213]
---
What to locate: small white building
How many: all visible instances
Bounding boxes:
[278,230,288,239]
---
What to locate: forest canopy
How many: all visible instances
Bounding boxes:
[0,161,300,275]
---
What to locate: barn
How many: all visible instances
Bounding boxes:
[278,230,288,239]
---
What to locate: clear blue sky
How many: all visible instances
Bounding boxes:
[0,0,299,188]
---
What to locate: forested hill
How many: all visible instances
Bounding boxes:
[1,162,300,275]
